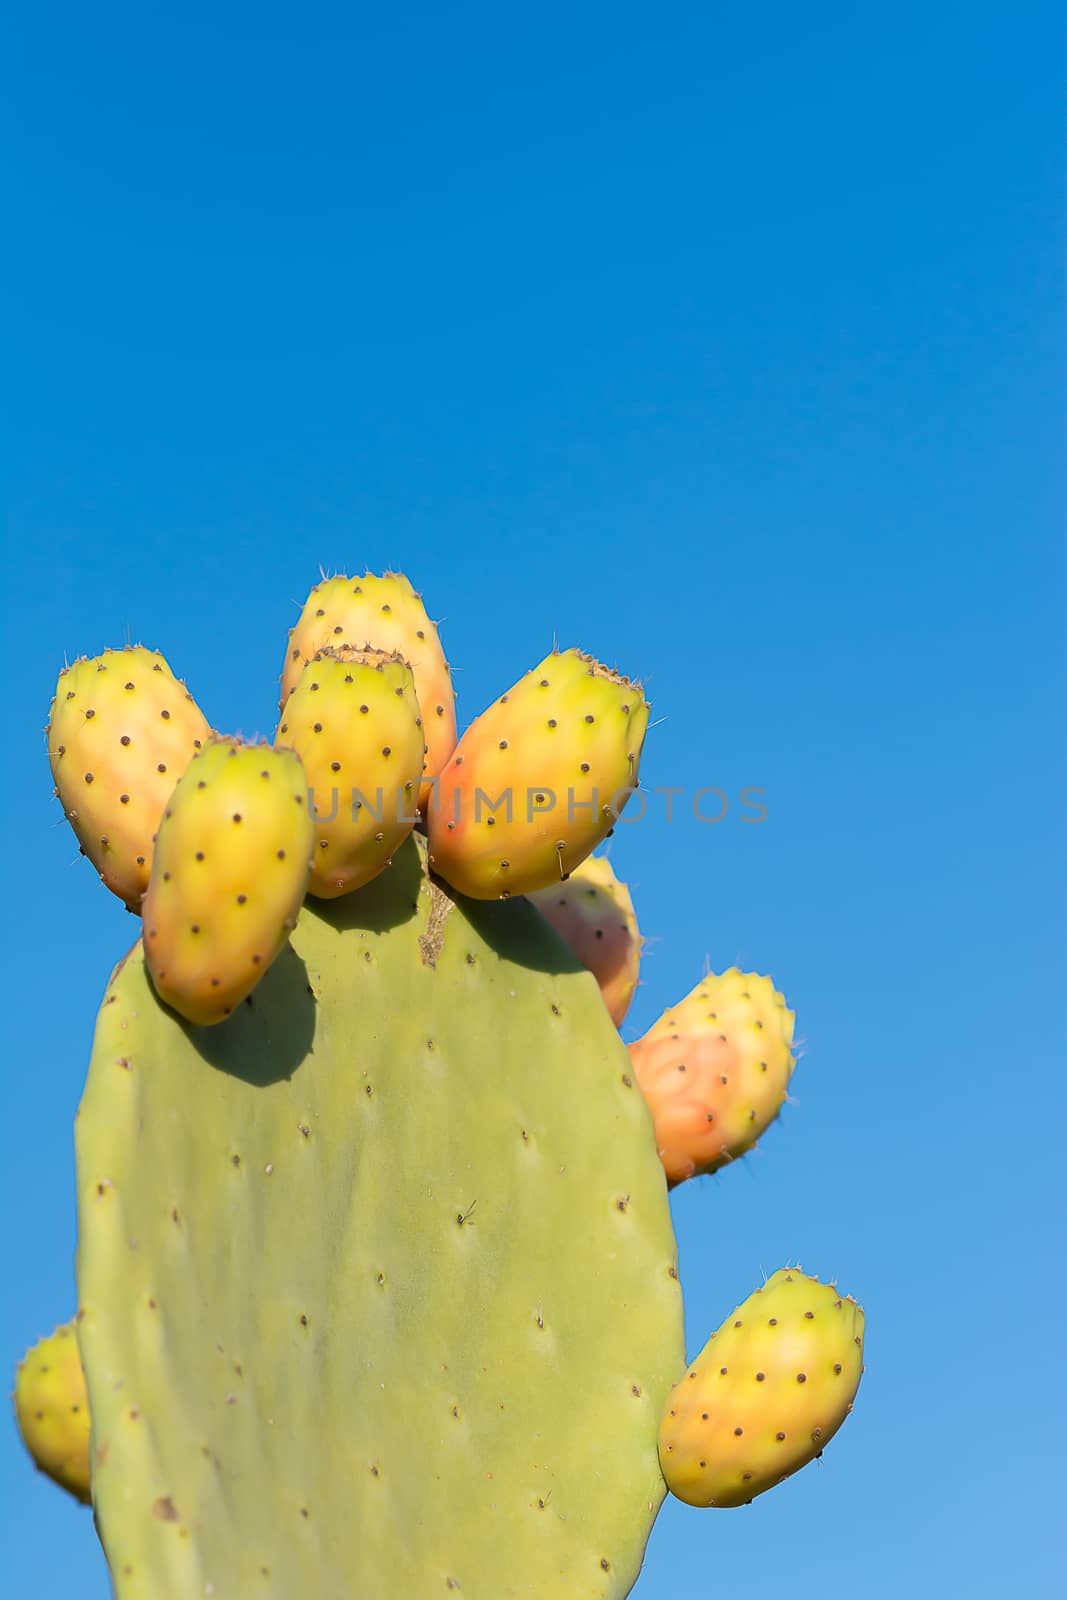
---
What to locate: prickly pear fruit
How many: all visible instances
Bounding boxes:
[276,648,424,897]
[280,572,455,805]
[13,1321,92,1505]
[628,969,795,1185]
[528,854,641,1024]
[47,647,212,910]
[659,1268,864,1507]
[142,738,314,1025]
[426,648,648,899]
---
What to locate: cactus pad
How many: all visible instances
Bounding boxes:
[76,838,684,1598]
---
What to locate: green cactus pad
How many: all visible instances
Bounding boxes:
[76,837,684,1598]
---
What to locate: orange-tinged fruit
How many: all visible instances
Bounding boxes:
[660,1268,864,1507]
[47,646,212,910]
[427,648,648,899]
[527,854,641,1025]
[629,968,795,1185]
[142,738,314,1025]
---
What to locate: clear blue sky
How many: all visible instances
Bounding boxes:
[4,3,1064,1595]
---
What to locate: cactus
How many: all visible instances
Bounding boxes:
[658,1269,865,1507]
[528,855,641,1025]
[280,572,456,805]
[142,739,314,1024]
[18,584,869,1597]
[77,837,683,1597]
[276,648,424,897]
[427,648,649,899]
[628,970,796,1185]
[47,647,211,910]
[13,1322,92,1505]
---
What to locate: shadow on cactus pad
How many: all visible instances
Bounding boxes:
[308,830,427,933]
[172,941,318,1087]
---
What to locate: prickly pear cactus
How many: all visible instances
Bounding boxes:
[20,568,868,1595]
[76,837,684,1599]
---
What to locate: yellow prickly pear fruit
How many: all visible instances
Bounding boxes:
[276,647,424,898]
[280,572,455,807]
[527,854,641,1025]
[427,648,648,899]
[660,1268,865,1507]
[47,647,212,910]
[628,969,795,1185]
[142,738,314,1025]
[13,1321,92,1504]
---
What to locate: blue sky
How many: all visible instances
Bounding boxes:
[4,3,1064,1595]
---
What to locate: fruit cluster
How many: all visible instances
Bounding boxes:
[15,568,865,1590]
